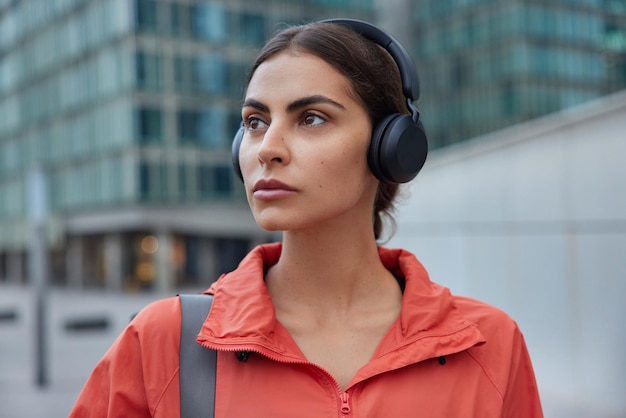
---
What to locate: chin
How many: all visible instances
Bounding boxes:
[257,223,284,232]
[253,215,291,232]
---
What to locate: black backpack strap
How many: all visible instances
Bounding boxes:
[179,294,216,418]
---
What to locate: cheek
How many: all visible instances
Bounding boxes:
[320,153,370,191]
[238,146,256,182]
[319,145,371,188]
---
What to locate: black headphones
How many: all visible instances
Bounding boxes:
[231,18,428,184]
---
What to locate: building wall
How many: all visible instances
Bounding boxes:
[390,90,626,417]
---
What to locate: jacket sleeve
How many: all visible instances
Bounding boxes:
[68,297,182,418]
[501,325,544,418]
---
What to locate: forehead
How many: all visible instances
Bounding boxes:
[244,51,356,104]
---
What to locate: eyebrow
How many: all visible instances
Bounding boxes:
[242,95,347,114]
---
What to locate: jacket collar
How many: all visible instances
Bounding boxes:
[198,243,484,369]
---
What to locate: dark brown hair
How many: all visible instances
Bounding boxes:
[246,22,406,240]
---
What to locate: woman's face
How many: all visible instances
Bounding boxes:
[239,51,378,233]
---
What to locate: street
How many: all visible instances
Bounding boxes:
[0,285,164,418]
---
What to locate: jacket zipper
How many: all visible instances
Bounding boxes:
[340,391,351,416]
[201,343,352,417]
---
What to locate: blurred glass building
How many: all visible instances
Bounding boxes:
[1,0,624,291]
[0,0,373,291]
[403,0,626,147]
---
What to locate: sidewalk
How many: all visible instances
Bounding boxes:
[0,285,163,418]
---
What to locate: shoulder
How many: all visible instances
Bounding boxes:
[453,295,524,356]
[453,296,519,337]
[106,296,183,363]
[453,296,532,394]
[130,296,182,343]
[133,296,182,326]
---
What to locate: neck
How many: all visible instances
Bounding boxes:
[266,221,395,316]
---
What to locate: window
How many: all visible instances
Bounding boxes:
[178,111,198,143]
[198,164,232,199]
[178,164,189,200]
[171,3,193,36]
[502,80,516,116]
[177,107,227,148]
[452,55,469,88]
[193,3,227,42]
[174,57,193,93]
[139,160,167,201]
[135,0,158,32]
[136,107,163,144]
[198,164,213,197]
[614,53,626,86]
[136,51,162,90]
[605,20,626,51]
[197,55,227,95]
[239,12,266,46]
[227,62,248,96]
[214,166,232,196]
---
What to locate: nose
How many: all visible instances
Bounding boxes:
[256,122,290,168]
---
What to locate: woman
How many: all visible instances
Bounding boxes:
[70,19,543,417]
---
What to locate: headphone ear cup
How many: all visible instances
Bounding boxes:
[368,113,397,182]
[232,126,245,182]
[368,114,428,183]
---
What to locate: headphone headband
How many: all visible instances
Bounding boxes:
[319,18,420,101]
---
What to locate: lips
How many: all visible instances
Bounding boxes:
[252,179,297,200]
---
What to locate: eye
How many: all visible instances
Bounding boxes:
[302,113,325,127]
[244,117,269,132]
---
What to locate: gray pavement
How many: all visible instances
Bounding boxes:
[0,285,165,418]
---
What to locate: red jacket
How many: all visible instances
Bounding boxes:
[70,243,543,417]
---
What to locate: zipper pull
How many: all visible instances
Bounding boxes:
[340,391,351,415]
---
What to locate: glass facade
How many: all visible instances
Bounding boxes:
[411,0,626,147]
[2,0,621,288]
[0,0,374,289]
